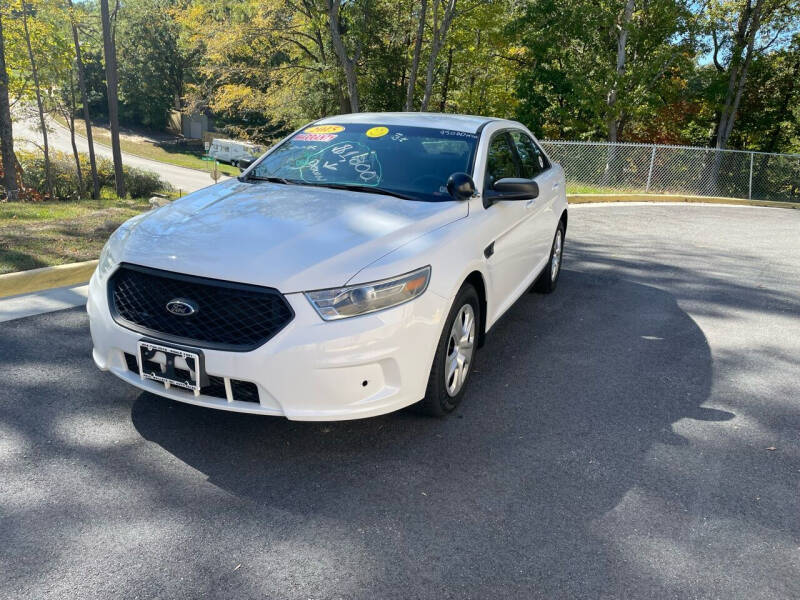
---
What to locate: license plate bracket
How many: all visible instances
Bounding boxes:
[137,339,207,392]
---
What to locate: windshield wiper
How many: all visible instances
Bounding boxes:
[243,175,297,185]
[305,182,418,201]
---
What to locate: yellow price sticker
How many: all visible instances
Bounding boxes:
[305,125,345,134]
[366,126,389,138]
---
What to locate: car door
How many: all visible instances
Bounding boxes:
[509,129,559,270]
[481,131,540,312]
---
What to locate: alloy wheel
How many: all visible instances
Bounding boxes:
[551,229,563,281]
[445,304,476,397]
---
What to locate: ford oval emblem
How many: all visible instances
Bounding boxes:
[166,298,198,317]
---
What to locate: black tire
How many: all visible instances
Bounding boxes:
[533,221,565,294]
[415,283,481,417]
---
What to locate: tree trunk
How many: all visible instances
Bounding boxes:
[606,0,634,142]
[327,0,360,113]
[21,3,52,198]
[439,46,453,112]
[100,0,125,197]
[420,0,457,111]
[602,0,634,188]
[68,0,100,198]
[338,86,351,113]
[0,9,18,200]
[405,0,427,111]
[67,79,83,196]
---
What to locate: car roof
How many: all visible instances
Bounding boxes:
[315,112,513,134]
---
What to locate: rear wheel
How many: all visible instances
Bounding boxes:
[533,222,565,294]
[415,284,480,417]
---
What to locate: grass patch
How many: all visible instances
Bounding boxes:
[0,196,149,274]
[54,116,240,177]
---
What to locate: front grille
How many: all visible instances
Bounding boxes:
[124,353,260,403]
[110,263,294,351]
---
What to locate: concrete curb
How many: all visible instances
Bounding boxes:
[567,193,799,209]
[0,260,98,299]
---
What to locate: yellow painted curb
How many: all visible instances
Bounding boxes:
[0,260,98,299]
[567,193,800,209]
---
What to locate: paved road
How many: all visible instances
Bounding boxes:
[1,204,799,599]
[13,115,221,194]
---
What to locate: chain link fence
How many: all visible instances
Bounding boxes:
[540,140,800,203]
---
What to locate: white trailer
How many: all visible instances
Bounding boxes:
[207,138,265,167]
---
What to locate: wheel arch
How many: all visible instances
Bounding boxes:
[560,208,568,232]
[462,270,488,348]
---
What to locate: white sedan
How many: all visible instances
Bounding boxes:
[88,113,568,420]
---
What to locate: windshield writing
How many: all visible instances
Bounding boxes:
[251,123,478,202]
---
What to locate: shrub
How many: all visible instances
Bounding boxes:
[18,150,83,201]
[124,167,167,198]
[17,150,171,200]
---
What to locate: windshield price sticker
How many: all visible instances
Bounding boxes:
[294,133,338,142]
[305,125,345,134]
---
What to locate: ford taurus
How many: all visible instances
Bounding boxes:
[88,113,568,420]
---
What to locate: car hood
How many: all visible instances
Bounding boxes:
[115,179,467,292]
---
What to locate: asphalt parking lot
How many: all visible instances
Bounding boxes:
[2,204,799,599]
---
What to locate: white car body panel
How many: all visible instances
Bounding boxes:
[111,178,468,292]
[89,112,567,420]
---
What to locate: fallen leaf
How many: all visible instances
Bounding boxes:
[233,564,241,571]
[766,447,777,451]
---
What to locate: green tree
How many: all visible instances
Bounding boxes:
[707,0,800,149]
[0,2,18,199]
[10,0,73,197]
[730,34,800,152]
[513,0,700,141]
[100,0,125,196]
[117,0,191,128]
[68,0,100,198]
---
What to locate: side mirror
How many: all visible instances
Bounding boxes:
[238,158,254,172]
[487,178,539,202]
[447,172,476,201]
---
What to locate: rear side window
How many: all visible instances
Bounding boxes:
[484,134,518,189]
[510,131,549,179]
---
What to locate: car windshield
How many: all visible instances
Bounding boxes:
[249,123,479,202]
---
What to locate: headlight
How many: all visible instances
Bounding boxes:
[305,266,431,320]
[96,239,118,280]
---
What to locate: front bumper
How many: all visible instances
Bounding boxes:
[87,269,448,420]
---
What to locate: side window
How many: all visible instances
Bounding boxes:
[484,133,519,189]
[510,131,549,179]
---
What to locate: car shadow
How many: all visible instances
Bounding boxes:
[129,268,730,595]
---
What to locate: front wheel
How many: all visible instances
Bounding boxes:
[533,222,565,293]
[415,284,481,417]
